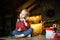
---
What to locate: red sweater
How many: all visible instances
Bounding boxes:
[16,20,30,31]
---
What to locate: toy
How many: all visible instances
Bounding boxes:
[45,24,58,39]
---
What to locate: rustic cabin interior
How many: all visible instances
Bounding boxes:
[0,0,60,40]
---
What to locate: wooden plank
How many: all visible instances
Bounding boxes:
[1,35,46,40]
[17,0,36,12]
[27,3,39,11]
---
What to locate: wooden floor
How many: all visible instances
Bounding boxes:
[0,35,60,40]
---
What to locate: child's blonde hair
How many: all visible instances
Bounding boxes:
[18,9,29,19]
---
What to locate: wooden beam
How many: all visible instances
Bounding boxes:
[27,3,39,11]
[17,0,36,13]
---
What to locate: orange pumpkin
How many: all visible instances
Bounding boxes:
[31,22,44,35]
[26,15,42,23]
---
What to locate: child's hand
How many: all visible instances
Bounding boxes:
[24,22,28,26]
[24,19,28,26]
[17,28,22,31]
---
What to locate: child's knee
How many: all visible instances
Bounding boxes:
[12,30,18,35]
[12,30,16,35]
[29,28,33,33]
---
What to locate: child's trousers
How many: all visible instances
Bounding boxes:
[12,28,33,36]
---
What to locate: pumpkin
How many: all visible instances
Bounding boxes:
[31,22,44,35]
[26,15,42,23]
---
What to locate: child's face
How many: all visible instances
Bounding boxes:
[20,13,27,19]
[19,9,29,19]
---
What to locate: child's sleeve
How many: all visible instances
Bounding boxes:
[16,21,21,30]
[27,20,31,28]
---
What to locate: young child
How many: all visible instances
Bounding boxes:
[45,24,58,39]
[12,9,33,38]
